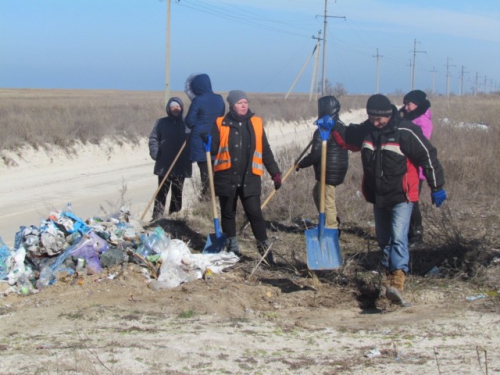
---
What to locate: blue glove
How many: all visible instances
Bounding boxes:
[431,189,447,208]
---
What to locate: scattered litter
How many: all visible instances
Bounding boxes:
[0,203,240,295]
[365,349,381,358]
[466,294,487,301]
[425,266,441,278]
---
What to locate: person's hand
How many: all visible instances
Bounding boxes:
[431,189,447,207]
[200,132,209,143]
[295,164,300,172]
[272,173,282,190]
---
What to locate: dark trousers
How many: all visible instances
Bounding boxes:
[219,189,267,243]
[409,180,424,233]
[153,175,185,219]
[197,161,210,198]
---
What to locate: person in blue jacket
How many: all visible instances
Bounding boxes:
[184,73,225,200]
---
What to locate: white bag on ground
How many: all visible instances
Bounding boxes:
[150,239,239,290]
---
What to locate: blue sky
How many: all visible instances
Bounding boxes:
[2,0,499,95]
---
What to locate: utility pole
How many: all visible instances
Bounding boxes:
[410,39,426,90]
[373,48,383,94]
[484,75,488,94]
[459,65,468,96]
[311,30,322,101]
[165,0,171,105]
[445,57,456,97]
[474,72,479,96]
[407,59,413,90]
[317,0,345,95]
[430,66,438,96]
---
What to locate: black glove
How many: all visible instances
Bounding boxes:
[200,132,209,144]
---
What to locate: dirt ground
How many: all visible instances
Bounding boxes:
[1,225,499,375]
[1,111,499,374]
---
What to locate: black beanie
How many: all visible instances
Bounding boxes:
[366,94,392,117]
[318,95,341,118]
[403,90,427,106]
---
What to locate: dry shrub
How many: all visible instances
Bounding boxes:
[2,89,499,286]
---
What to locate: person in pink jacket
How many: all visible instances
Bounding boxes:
[400,90,433,246]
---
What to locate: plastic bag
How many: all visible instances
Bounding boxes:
[0,237,11,280]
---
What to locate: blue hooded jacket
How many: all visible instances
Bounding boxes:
[184,74,225,162]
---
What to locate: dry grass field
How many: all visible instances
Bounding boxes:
[1,89,500,374]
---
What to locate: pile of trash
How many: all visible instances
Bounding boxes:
[0,203,239,295]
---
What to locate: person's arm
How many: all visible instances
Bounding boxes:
[297,130,321,169]
[401,125,444,191]
[209,120,221,155]
[262,130,280,177]
[331,119,366,151]
[148,120,161,160]
[184,98,200,129]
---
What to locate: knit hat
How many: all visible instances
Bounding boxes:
[227,90,248,107]
[366,94,392,117]
[403,90,427,106]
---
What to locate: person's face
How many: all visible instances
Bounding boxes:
[368,115,391,129]
[169,104,181,117]
[404,101,418,112]
[233,99,249,116]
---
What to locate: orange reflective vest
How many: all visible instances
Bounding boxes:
[214,116,264,176]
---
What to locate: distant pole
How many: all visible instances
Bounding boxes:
[445,57,455,97]
[484,75,488,94]
[459,65,468,96]
[321,0,328,95]
[311,30,322,101]
[410,38,426,90]
[474,72,479,96]
[407,59,413,90]
[430,66,437,96]
[373,48,383,94]
[165,0,171,105]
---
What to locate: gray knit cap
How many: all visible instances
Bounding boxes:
[227,90,248,107]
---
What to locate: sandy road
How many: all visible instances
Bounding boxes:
[0,110,365,248]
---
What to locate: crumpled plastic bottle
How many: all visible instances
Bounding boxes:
[36,265,56,289]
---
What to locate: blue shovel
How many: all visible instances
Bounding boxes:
[305,115,343,270]
[202,134,227,254]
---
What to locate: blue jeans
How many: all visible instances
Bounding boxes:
[374,202,413,273]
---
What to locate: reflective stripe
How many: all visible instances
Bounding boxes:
[213,116,265,176]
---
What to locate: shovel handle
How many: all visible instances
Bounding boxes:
[204,136,222,236]
[140,137,189,221]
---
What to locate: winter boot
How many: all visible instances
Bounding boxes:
[386,270,412,307]
[409,225,424,248]
[257,240,276,267]
[379,269,392,298]
[225,237,241,257]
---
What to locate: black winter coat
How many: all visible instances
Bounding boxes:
[333,106,445,208]
[148,97,192,178]
[298,119,349,186]
[210,111,280,197]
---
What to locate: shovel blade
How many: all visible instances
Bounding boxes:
[305,227,343,270]
[203,233,227,254]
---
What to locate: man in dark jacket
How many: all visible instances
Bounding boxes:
[184,73,225,200]
[331,94,447,306]
[296,95,349,229]
[149,97,192,220]
[209,90,281,266]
